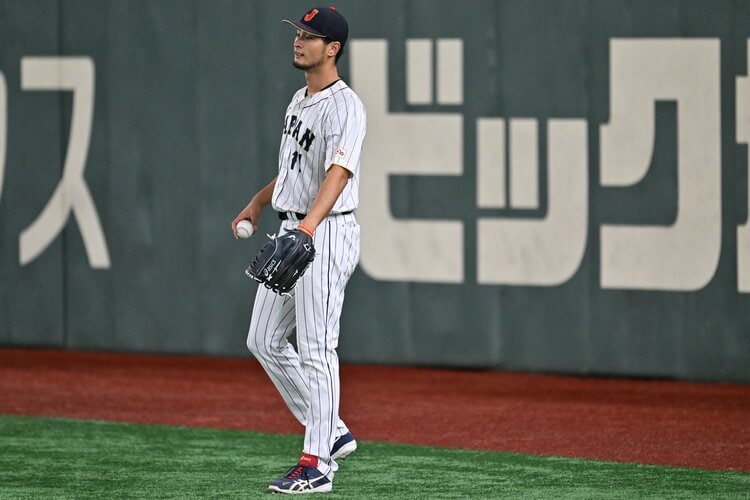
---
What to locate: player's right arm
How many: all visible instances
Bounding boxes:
[231,176,277,238]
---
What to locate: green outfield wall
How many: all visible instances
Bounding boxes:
[1,0,749,382]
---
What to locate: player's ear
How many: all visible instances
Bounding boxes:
[328,41,341,58]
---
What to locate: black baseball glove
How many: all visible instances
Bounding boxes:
[245,229,316,295]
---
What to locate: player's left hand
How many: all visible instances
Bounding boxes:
[245,228,316,295]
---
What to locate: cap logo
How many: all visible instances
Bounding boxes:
[304,9,319,22]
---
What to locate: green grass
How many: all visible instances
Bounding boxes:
[0,416,748,499]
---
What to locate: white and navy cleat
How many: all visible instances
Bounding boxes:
[331,432,357,461]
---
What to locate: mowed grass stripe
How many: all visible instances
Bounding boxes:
[0,416,747,499]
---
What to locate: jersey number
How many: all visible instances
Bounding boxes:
[290,151,302,171]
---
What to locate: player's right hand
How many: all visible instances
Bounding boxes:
[231,201,262,239]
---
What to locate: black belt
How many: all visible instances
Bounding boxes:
[278,210,352,220]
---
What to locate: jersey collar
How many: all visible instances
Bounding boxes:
[304,78,341,98]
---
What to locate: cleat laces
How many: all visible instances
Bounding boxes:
[285,465,305,479]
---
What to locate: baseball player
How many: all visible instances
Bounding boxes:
[231,5,365,495]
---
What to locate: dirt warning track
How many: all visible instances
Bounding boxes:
[1,348,748,472]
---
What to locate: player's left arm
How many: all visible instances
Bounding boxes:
[300,93,365,235]
[300,164,351,233]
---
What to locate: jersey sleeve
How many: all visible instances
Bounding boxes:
[325,90,366,175]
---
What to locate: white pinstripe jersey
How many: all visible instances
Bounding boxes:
[271,80,366,214]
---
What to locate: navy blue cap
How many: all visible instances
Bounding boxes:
[283,6,348,47]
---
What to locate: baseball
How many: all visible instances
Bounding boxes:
[236,220,254,239]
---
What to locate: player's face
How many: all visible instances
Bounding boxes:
[292,29,329,70]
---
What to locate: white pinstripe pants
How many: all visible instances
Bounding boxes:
[246,213,359,477]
